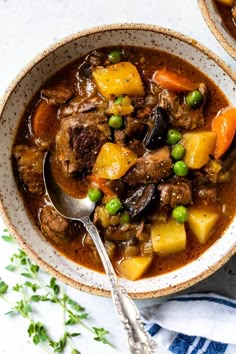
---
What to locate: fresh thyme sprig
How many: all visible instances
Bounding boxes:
[0,229,113,353]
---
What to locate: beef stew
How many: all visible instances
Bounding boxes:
[12,46,236,281]
[214,0,236,39]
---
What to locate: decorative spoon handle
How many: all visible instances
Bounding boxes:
[82,216,158,354]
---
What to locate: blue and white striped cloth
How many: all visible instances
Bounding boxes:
[140,293,236,354]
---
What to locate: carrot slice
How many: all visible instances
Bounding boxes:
[152,69,199,92]
[87,175,116,197]
[32,99,58,140]
[212,107,236,159]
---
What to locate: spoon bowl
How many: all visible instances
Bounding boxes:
[43,152,158,354]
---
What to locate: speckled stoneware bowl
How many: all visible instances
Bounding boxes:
[0,24,236,299]
[198,0,236,60]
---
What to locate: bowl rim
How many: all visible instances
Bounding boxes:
[198,0,236,60]
[0,23,236,299]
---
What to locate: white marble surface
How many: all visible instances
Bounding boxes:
[0,0,235,353]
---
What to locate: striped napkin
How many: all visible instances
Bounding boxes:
[140,293,236,354]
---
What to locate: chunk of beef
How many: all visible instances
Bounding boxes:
[123,146,172,185]
[131,96,153,119]
[60,95,106,117]
[13,145,44,195]
[158,83,207,129]
[77,51,106,80]
[147,204,170,223]
[158,176,192,208]
[42,83,74,105]
[106,180,126,198]
[192,171,209,185]
[127,139,146,157]
[40,205,69,242]
[136,106,152,119]
[103,224,140,242]
[192,171,217,205]
[204,160,223,183]
[40,205,80,243]
[87,50,106,67]
[124,117,147,140]
[56,112,110,175]
[130,96,146,109]
[113,129,126,145]
[195,186,217,204]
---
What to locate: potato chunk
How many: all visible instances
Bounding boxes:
[151,219,186,255]
[93,142,138,180]
[92,62,145,99]
[182,131,216,169]
[188,208,219,244]
[116,256,153,280]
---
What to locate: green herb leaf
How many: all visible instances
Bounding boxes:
[2,235,13,242]
[28,322,49,345]
[5,264,15,271]
[25,281,40,292]
[30,264,39,274]
[0,280,8,295]
[30,295,42,302]
[13,283,22,291]
[50,333,67,352]
[71,349,81,354]
[23,303,33,315]
[47,277,60,295]
[70,333,81,337]
[33,334,40,345]
[5,310,17,316]
[93,327,110,344]
[35,323,48,342]
[65,315,78,326]
[21,272,33,279]
[15,300,32,316]
[40,294,52,302]
[67,298,85,312]
[28,323,34,337]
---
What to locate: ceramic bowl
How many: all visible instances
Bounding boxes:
[0,24,236,299]
[198,0,236,60]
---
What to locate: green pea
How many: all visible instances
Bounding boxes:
[88,189,103,203]
[105,198,123,216]
[120,211,130,225]
[172,205,188,223]
[108,115,123,129]
[166,129,182,145]
[185,90,203,109]
[173,161,189,176]
[114,95,124,105]
[171,144,186,160]
[108,50,122,64]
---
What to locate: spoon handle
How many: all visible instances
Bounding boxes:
[82,216,158,354]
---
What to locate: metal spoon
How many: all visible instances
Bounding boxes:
[43,152,158,354]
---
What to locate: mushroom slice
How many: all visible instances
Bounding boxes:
[143,106,169,149]
[123,184,156,218]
